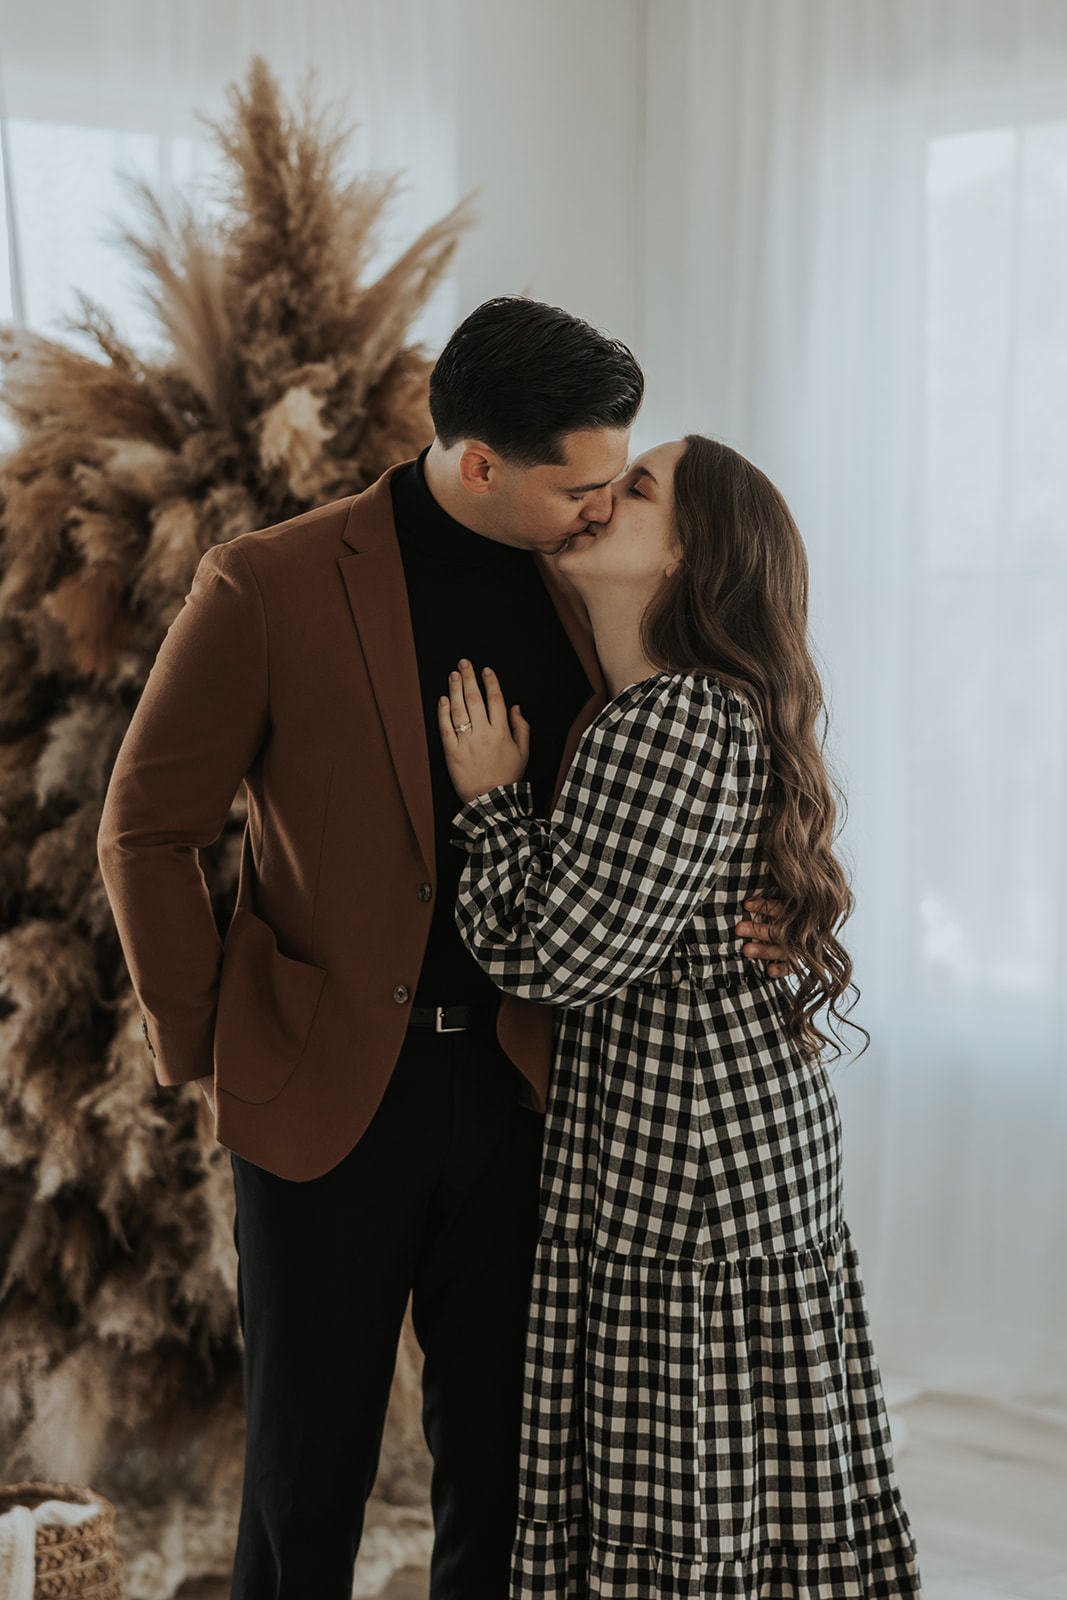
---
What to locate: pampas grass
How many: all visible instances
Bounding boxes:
[0,57,463,1595]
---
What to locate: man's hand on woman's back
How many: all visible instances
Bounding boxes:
[735,897,791,978]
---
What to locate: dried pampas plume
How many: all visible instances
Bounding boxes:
[0,57,468,1594]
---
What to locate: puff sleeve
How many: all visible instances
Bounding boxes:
[451,675,763,1008]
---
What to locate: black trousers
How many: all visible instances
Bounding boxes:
[229,1021,544,1600]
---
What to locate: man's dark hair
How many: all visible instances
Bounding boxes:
[429,296,644,468]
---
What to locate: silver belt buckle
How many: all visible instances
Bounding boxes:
[435,1006,467,1033]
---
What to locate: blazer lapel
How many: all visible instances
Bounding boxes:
[535,551,608,809]
[337,465,608,875]
[338,469,436,877]
[499,558,607,1108]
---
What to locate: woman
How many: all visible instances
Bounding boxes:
[437,436,921,1598]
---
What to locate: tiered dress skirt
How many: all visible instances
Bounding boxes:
[510,980,921,1599]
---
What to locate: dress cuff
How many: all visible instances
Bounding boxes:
[451,780,536,844]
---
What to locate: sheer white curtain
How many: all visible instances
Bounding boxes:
[0,0,460,351]
[642,0,1067,1410]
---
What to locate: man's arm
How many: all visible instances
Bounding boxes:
[98,540,269,1086]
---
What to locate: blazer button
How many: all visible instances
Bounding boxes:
[393,984,410,1004]
[417,883,432,902]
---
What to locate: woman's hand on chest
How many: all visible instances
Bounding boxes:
[439,659,530,804]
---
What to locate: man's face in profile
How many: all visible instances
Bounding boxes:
[466,427,631,554]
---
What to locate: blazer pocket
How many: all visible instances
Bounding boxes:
[214,905,327,1104]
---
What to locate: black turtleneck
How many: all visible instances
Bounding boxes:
[390,449,594,1009]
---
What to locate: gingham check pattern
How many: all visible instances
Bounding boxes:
[453,673,921,1598]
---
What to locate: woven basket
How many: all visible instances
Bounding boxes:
[0,1482,123,1599]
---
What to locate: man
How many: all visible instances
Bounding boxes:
[98,297,784,1598]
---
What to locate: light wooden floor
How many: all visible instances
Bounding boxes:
[889,1392,1067,1600]
[177,1391,1067,1599]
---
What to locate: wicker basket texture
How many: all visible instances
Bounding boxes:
[0,1482,123,1600]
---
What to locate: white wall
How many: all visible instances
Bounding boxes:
[455,0,645,373]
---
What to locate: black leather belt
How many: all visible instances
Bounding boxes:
[408,1003,498,1034]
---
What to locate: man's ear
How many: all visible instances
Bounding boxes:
[458,444,495,496]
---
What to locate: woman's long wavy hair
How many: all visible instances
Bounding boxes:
[640,434,864,1059]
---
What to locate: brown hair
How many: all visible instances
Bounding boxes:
[640,434,864,1059]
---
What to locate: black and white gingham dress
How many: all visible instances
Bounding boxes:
[452,672,921,1599]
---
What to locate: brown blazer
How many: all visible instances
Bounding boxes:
[97,465,607,1181]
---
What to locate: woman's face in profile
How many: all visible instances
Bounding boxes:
[555,438,685,592]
